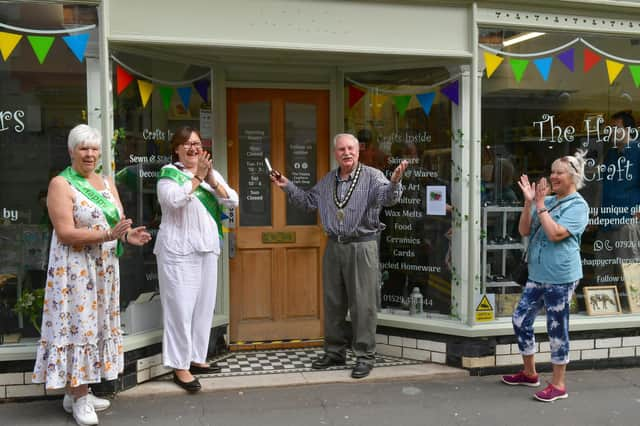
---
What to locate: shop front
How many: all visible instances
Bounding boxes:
[2,0,640,400]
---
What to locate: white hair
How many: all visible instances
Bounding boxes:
[333,133,359,147]
[553,149,587,190]
[68,124,101,151]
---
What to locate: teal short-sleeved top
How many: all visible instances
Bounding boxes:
[528,193,589,284]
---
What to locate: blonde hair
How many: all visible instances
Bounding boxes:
[552,150,587,190]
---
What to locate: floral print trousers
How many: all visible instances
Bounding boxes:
[512,280,578,365]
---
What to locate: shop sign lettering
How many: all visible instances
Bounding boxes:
[532,113,640,146]
[0,110,25,133]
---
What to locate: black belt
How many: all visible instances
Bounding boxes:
[328,234,378,244]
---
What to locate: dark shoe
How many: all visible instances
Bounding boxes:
[311,355,346,369]
[190,363,221,374]
[351,362,372,379]
[173,372,201,392]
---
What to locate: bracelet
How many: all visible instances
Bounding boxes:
[104,229,112,242]
[537,207,548,215]
[194,175,203,183]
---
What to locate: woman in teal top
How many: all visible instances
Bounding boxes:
[501,151,589,403]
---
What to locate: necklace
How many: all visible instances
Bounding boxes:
[334,163,362,222]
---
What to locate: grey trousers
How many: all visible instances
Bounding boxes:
[322,239,378,365]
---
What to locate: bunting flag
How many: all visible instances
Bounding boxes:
[393,95,412,118]
[0,31,22,60]
[557,48,575,72]
[159,87,174,111]
[27,35,55,64]
[484,52,504,78]
[629,65,640,88]
[194,79,210,103]
[62,33,90,62]
[533,57,553,81]
[509,58,529,83]
[440,80,459,105]
[584,48,601,73]
[416,92,436,116]
[348,85,366,108]
[177,87,192,109]
[221,211,229,221]
[371,93,388,116]
[606,59,625,85]
[137,80,154,107]
[116,65,135,95]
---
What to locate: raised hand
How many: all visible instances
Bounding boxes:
[535,177,549,207]
[196,151,212,179]
[517,174,535,204]
[391,160,409,183]
[269,173,289,188]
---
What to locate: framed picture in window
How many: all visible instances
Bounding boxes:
[583,286,621,316]
[622,263,640,313]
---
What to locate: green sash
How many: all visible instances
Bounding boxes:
[59,167,124,256]
[158,167,223,239]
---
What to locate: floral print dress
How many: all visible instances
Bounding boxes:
[32,180,123,389]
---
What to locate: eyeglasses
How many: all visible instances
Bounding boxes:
[182,140,203,149]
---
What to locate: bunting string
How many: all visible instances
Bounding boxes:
[110,54,211,86]
[345,74,461,95]
[479,38,581,57]
[0,22,96,34]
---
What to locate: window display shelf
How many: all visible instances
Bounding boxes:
[486,243,525,250]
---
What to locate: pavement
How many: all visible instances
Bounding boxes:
[1,364,640,426]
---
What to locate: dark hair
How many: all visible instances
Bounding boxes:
[170,126,201,163]
[611,111,636,128]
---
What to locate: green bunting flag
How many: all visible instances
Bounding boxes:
[27,35,55,64]
[393,95,412,118]
[159,87,174,111]
[509,58,530,83]
[628,65,640,88]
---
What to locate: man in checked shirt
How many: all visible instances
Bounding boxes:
[271,133,408,378]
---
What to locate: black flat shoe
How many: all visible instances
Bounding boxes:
[190,363,221,374]
[173,372,201,392]
[311,355,346,369]
[351,362,372,379]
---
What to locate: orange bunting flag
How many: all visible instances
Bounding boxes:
[116,65,135,95]
[605,59,624,85]
[0,31,22,61]
[484,52,504,78]
[137,80,154,107]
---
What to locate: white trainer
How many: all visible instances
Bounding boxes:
[64,391,111,413]
[71,395,99,426]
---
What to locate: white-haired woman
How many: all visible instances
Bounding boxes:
[501,151,589,403]
[32,124,151,426]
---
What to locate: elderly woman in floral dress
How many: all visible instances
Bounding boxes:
[32,124,151,426]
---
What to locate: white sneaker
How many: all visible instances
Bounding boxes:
[64,391,111,413]
[72,395,99,426]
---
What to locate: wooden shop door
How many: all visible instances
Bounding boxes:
[227,88,329,343]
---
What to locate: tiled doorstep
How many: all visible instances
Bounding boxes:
[118,363,467,398]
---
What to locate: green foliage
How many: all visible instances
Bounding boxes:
[13,288,45,334]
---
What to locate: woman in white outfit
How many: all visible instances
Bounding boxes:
[154,126,238,392]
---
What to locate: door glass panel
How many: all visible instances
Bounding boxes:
[285,103,317,226]
[238,102,272,226]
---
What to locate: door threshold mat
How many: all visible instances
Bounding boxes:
[159,348,421,379]
[229,339,324,351]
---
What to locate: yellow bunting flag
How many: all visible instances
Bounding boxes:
[137,80,154,107]
[484,51,504,78]
[605,59,625,85]
[371,94,388,116]
[0,31,22,61]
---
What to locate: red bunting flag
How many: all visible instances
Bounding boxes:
[583,49,601,73]
[116,65,135,95]
[348,85,366,108]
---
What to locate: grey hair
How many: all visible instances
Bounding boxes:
[68,124,101,151]
[553,149,587,190]
[333,133,359,147]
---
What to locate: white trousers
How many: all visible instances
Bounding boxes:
[157,250,218,370]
